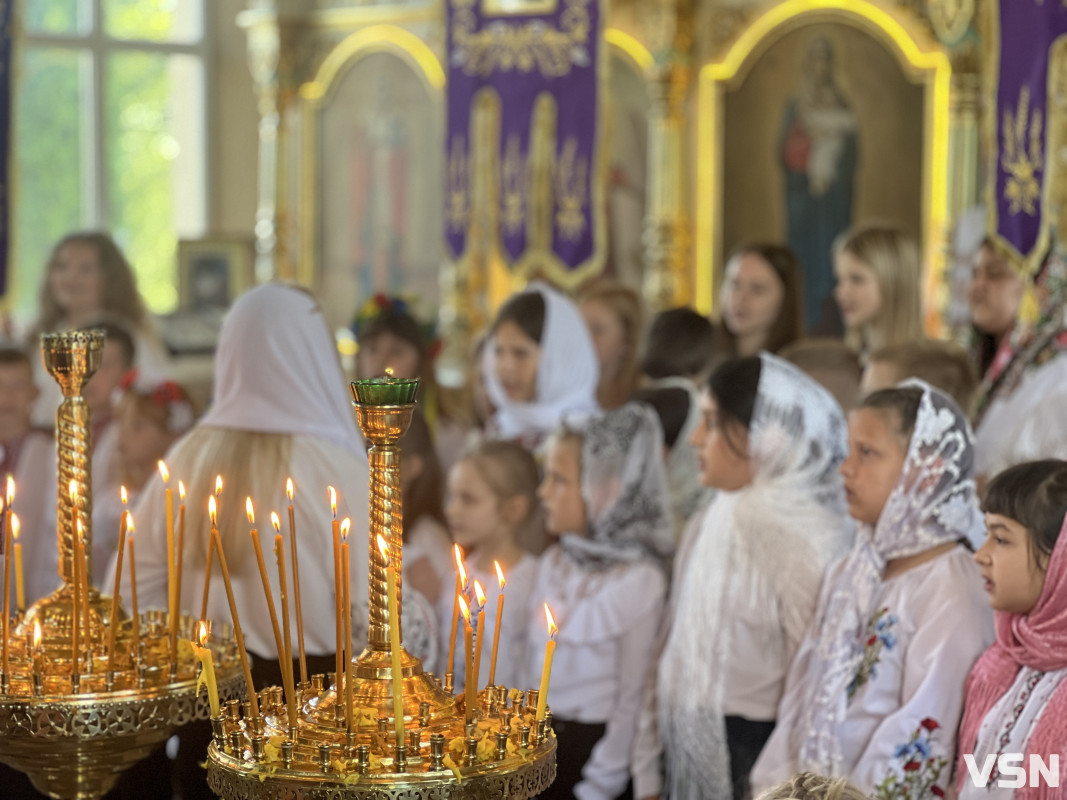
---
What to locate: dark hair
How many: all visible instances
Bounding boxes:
[0,346,32,372]
[84,320,136,370]
[357,308,428,364]
[706,356,761,457]
[983,460,1067,566]
[632,386,692,450]
[493,291,545,344]
[720,243,804,354]
[858,385,924,440]
[642,307,716,379]
[399,409,445,538]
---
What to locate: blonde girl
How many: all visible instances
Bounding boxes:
[833,225,923,357]
[578,279,645,409]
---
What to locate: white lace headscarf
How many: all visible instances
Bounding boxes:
[484,282,600,442]
[794,380,983,774]
[557,402,675,570]
[659,353,852,800]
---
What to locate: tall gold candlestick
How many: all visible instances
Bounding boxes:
[12,514,23,615]
[488,561,506,687]
[536,605,557,722]
[447,544,466,681]
[460,596,474,724]
[247,498,286,672]
[210,512,258,717]
[472,581,486,694]
[175,481,186,642]
[158,461,176,662]
[378,535,405,749]
[341,520,354,735]
[272,515,297,730]
[286,478,307,685]
[329,486,343,699]
[2,491,10,681]
[107,507,129,666]
[200,478,223,621]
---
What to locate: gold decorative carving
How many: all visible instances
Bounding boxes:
[926,0,975,45]
[555,137,589,241]
[448,136,472,236]
[1002,87,1043,216]
[450,0,593,78]
[501,134,527,236]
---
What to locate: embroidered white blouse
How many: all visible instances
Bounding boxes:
[753,546,995,797]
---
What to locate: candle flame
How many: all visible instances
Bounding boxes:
[474,580,486,607]
[385,367,395,377]
[198,620,209,647]
[328,486,337,518]
[214,475,223,496]
[458,559,467,589]
[453,543,468,588]
[545,604,557,637]
[126,512,135,534]
[120,486,128,505]
[270,511,281,531]
[245,497,255,525]
[376,533,389,561]
[495,560,506,590]
[11,513,19,540]
[208,496,217,526]
[459,595,470,624]
[67,478,77,503]
[33,619,41,649]
[76,517,85,542]
[340,517,351,537]
[178,480,186,501]
[157,460,169,483]
[6,475,14,505]
[286,478,294,501]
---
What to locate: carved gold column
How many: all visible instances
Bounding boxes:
[1049,39,1067,252]
[641,0,693,311]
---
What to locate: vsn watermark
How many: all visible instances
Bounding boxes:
[963,754,1061,789]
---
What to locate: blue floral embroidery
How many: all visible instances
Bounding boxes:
[876,719,947,799]
[847,606,899,698]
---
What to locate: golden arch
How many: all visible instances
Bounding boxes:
[695,0,950,318]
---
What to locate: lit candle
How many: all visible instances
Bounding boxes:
[341,518,354,735]
[377,534,405,749]
[32,619,43,679]
[210,522,259,717]
[107,505,129,666]
[158,461,176,661]
[536,604,557,722]
[200,496,218,622]
[127,514,140,658]
[174,480,186,644]
[459,595,474,724]
[329,486,343,699]
[11,514,23,615]
[487,561,506,687]
[447,544,467,682]
[272,513,297,730]
[472,581,486,695]
[286,478,307,685]
[247,498,285,672]
[192,620,220,716]
[1,490,9,681]
[77,519,90,650]
[70,502,80,677]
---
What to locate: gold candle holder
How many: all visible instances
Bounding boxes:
[203,378,555,799]
[0,331,246,800]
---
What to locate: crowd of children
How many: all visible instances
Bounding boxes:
[6,226,1067,800]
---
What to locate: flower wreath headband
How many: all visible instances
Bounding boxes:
[116,370,196,436]
[351,294,442,361]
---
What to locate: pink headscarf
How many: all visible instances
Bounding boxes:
[956,513,1067,799]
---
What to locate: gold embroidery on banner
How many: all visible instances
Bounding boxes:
[501,135,526,236]
[1002,87,1043,216]
[451,0,592,78]
[447,136,471,234]
[555,137,588,241]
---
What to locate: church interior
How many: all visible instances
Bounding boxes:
[2,1,1067,800]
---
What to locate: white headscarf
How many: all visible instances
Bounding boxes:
[794,380,983,775]
[200,284,364,455]
[558,402,675,570]
[484,282,599,441]
[659,353,853,800]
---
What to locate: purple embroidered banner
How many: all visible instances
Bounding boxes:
[445,0,601,270]
[993,1,1067,263]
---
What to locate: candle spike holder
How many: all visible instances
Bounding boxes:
[0,331,245,800]
[205,378,555,799]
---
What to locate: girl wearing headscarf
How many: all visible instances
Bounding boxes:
[484,282,600,451]
[112,285,436,799]
[637,354,854,800]
[956,460,1067,800]
[753,382,995,798]
[531,402,674,800]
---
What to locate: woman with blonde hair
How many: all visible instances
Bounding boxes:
[833,225,923,358]
[579,279,645,409]
[757,772,868,800]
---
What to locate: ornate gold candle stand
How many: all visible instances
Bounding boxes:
[0,331,244,800]
[205,379,556,799]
